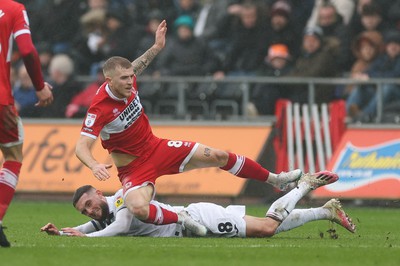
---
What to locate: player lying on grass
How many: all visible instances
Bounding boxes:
[41,171,356,237]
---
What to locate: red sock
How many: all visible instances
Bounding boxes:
[0,161,22,220]
[145,203,178,225]
[220,152,269,182]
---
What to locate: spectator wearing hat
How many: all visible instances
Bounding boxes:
[155,15,221,114]
[251,44,293,115]
[156,15,220,76]
[265,0,302,60]
[346,30,400,122]
[72,8,107,75]
[287,26,340,104]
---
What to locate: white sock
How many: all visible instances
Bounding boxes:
[275,207,332,234]
[266,182,311,221]
[266,172,278,185]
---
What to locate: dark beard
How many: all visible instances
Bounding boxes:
[97,201,110,222]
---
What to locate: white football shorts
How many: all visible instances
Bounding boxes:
[185,202,246,238]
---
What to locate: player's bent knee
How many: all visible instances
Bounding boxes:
[213,150,229,166]
[127,204,150,220]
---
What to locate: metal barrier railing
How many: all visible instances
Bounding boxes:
[76,76,400,122]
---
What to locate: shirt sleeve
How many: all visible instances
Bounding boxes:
[80,106,103,139]
[85,208,134,237]
[73,220,100,234]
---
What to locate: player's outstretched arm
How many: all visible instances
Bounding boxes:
[131,20,167,76]
[40,223,61,235]
[75,135,112,181]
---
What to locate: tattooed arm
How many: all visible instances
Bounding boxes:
[132,20,167,76]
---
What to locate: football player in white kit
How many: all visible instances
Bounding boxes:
[41,172,356,237]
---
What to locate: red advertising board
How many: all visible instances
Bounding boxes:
[313,129,400,199]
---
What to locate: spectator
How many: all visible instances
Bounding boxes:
[36,0,84,54]
[214,2,268,77]
[72,8,107,75]
[251,43,293,115]
[315,2,352,71]
[40,54,82,118]
[131,0,177,27]
[349,2,391,38]
[346,30,400,122]
[156,15,220,76]
[136,10,164,76]
[288,26,339,104]
[342,30,384,98]
[175,0,202,20]
[13,65,39,117]
[155,15,221,116]
[387,0,400,31]
[65,69,105,118]
[265,0,302,60]
[193,0,229,44]
[274,0,314,34]
[100,9,144,60]
[307,0,355,27]
[36,42,53,79]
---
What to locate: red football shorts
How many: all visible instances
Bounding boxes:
[0,105,24,147]
[118,139,199,194]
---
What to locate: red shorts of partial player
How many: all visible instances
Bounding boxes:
[0,105,23,147]
[118,139,199,194]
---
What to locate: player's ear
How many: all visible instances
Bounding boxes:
[105,76,112,85]
[96,190,103,197]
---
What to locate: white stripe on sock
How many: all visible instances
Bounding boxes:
[228,155,245,175]
[0,169,18,189]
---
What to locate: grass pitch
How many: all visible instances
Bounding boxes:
[1,200,398,266]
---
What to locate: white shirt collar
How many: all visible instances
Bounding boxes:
[105,84,128,104]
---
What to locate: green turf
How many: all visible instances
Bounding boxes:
[1,201,399,266]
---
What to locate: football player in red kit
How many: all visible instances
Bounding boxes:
[0,0,53,247]
[76,20,318,236]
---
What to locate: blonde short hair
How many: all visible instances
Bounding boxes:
[102,56,132,77]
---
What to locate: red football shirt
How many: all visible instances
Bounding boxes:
[80,77,161,156]
[0,0,31,105]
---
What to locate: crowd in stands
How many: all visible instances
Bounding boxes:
[10,0,400,122]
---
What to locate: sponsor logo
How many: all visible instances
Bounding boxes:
[328,140,400,192]
[118,96,142,129]
[0,10,5,18]
[85,113,97,127]
[113,108,120,116]
[114,196,124,208]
